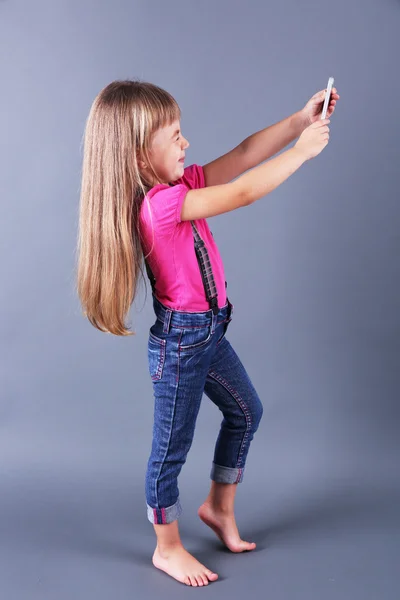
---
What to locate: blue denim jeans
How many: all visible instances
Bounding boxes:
[145,293,263,525]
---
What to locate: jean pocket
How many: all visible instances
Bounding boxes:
[148,332,166,381]
[178,324,213,351]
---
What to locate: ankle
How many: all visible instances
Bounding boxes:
[203,481,238,515]
[156,541,184,557]
[203,499,234,516]
[153,519,182,554]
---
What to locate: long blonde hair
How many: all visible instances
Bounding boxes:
[75,80,181,336]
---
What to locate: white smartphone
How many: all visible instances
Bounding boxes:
[321,77,334,119]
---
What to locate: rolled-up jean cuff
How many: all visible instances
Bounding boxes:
[210,462,244,484]
[147,497,182,524]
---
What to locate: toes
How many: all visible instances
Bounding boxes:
[195,575,204,586]
[206,569,218,580]
[199,574,209,586]
[189,576,198,586]
[243,541,256,551]
[229,540,256,552]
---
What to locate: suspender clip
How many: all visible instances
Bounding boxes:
[210,296,219,315]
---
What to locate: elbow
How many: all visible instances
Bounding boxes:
[240,189,254,207]
[232,181,253,207]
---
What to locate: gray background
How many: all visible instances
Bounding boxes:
[1,0,399,597]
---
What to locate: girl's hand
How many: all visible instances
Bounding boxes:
[294,118,331,161]
[300,87,340,128]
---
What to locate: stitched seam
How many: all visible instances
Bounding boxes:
[154,334,181,509]
[208,370,252,468]
[157,302,229,315]
[177,330,182,383]
[179,327,212,350]
[173,323,223,330]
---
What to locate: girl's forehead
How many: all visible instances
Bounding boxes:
[165,119,180,133]
[154,119,181,142]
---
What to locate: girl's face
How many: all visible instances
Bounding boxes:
[143,119,189,186]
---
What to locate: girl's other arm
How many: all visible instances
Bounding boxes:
[180,147,306,222]
[203,111,305,187]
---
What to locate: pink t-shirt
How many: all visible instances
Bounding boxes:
[139,164,227,312]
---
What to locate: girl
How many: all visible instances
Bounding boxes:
[76,80,339,587]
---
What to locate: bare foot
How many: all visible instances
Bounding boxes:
[198,501,256,553]
[152,544,219,586]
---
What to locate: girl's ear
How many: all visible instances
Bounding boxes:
[137,150,148,171]
[137,157,147,172]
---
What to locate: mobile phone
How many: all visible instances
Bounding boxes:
[321,77,334,119]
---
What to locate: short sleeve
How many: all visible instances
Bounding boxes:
[145,164,205,236]
[148,183,188,236]
[172,164,205,191]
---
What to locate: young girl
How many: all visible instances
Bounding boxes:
[76,79,338,587]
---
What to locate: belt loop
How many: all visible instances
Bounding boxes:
[163,308,172,333]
